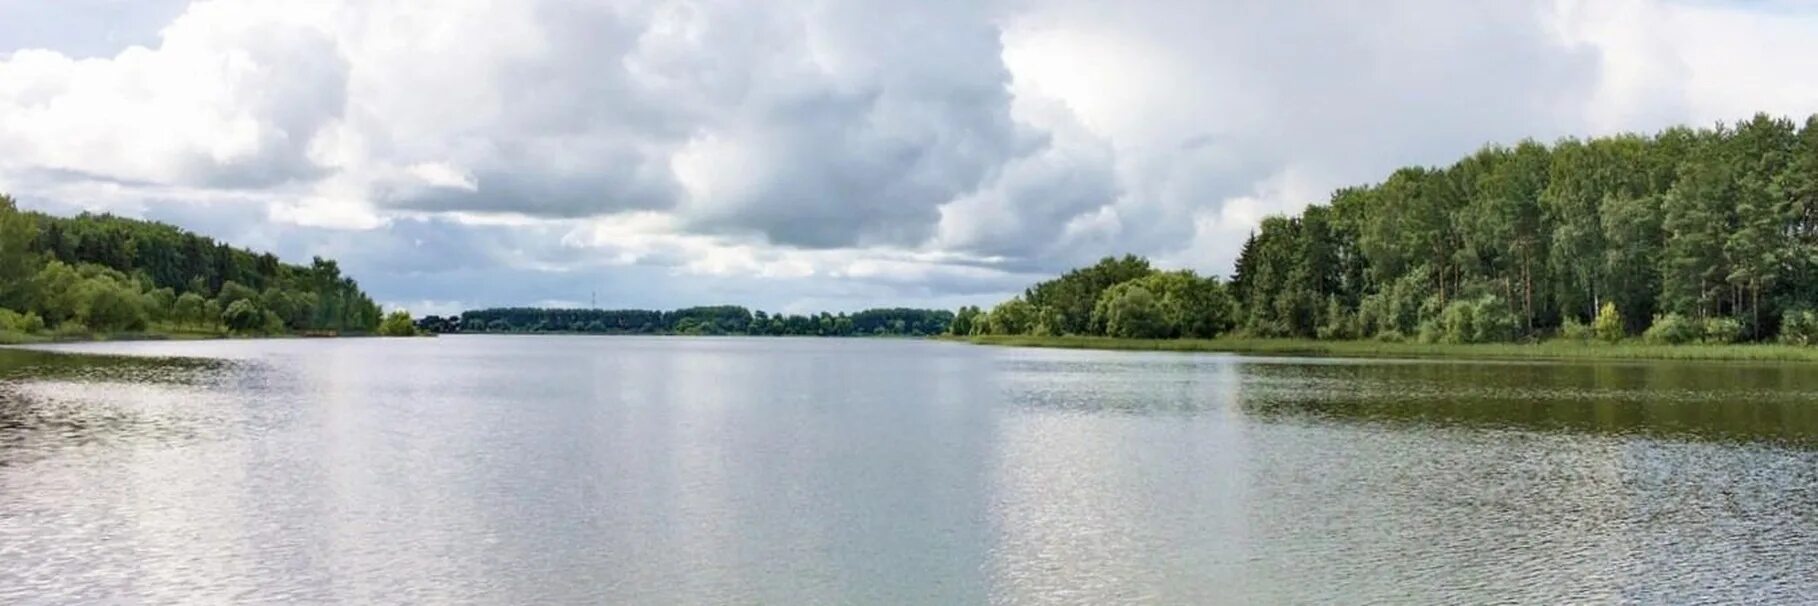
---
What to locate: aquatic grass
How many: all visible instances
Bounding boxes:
[953,334,1818,363]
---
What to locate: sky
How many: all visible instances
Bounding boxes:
[4,0,1818,316]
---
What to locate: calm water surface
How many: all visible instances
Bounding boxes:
[3,336,1818,603]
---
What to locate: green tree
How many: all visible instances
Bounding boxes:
[0,309,45,333]
[145,287,178,322]
[215,281,259,309]
[379,310,418,337]
[1643,313,1701,345]
[1780,309,1818,345]
[0,195,38,310]
[262,310,287,334]
[1023,255,1153,335]
[1458,142,1551,332]
[1593,302,1625,342]
[204,299,223,330]
[78,277,148,332]
[1099,285,1166,338]
[222,299,266,333]
[28,261,83,325]
[1090,271,1232,339]
[1435,296,1517,344]
[173,292,206,328]
[1725,114,1798,337]
[1600,193,1663,333]
[949,306,981,336]
[1776,117,1818,313]
[1660,136,1734,319]
[985,299,1036,335]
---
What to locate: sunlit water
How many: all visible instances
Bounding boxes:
[3,336,1818,603]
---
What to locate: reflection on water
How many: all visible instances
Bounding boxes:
[3,339,1818,603]
[0,349,229,467]
[1238,359,1818,443]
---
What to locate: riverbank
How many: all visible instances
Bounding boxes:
[954,334,1818,363]
[0,324,391,346]
[0,327,220,345]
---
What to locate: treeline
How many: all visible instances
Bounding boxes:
[964,113,1818,346]
[450,306,955,336]
[0,195,382,337]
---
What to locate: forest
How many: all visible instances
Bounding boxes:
[961,113,1818,346]
[0,195,384,339]
[452,306,955,337]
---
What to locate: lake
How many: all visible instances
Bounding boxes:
[3,336,1818,603]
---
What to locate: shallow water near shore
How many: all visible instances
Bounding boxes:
[3,336,1817,603]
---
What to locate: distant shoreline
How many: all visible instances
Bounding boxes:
[952,334,1818,363]
[17,330,1818,364]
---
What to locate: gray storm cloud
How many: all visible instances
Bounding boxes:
[321,0,1058,252]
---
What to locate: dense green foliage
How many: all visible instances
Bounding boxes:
[971,113,1818,347]
[453,306,954,336]
[1023,254,1158,335]
[0,195,383,338]
[1781,309,1818,345]
[953,255,1235,340]
[379,310,421,337]
[1228,113,1818,344]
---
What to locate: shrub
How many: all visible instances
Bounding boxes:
[1417,319,1443,344]
[1559,317,1593,341]
[52,321,90,337]
[1356,295,1387,338]
[172,293,207,327]
[378,310,419,337]
[222,300,266,334]
[1781,309,1818,345]
[214,281,259,308]
[1032,306,1067,337]
[985,299,1036,335]
[1437,302,1474,343]
[1701,317,1742,344]
[1593,302,1625,343]
[1316,300,1358,340]
[203,300,222,329]
[144,288,177,322]
[0,308,26,332]
[1242,318,1293,339]
[1102,286,1166,339]
[1356,267,1432,338]
[1643,313,1700,345]
[262,310,286,334]
[1436,296,1518,344]
[78,278,149,332]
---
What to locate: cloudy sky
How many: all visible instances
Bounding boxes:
[4,0,1818,315]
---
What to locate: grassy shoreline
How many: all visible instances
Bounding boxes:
[0,323,392,346]
[953,334,1818,363]
[1,328,222,346]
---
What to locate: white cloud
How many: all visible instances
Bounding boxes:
[4,0,1818,311]
[1552,0,1818,132]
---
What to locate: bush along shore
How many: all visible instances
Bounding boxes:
[944,113,1818,362]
